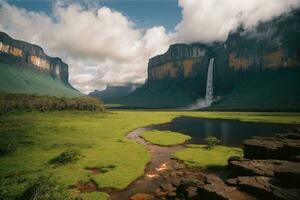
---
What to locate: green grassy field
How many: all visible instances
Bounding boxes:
[0,63,82,97]
[175,145,243,169]
[0,110,300,199]
[140,130,191,146]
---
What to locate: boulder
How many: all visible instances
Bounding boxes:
[274,162,300,188]
[181,178,204,188]
[228,159,287,177]
[226,176,300,200]
[243,136,300,160]
[276,132,300,140]
[186,187,198,199]
[160,183,176,192]
[197,174,257,200]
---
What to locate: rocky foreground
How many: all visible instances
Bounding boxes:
[130,130,300,200]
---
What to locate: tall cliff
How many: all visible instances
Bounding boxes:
[0,32,69,84]
[0,32,82,97]
[117,10,300,109]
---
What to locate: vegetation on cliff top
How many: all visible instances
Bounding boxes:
[0,93,105,114]
[140,130,191,146]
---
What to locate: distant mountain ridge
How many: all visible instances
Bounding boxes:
[0,32,82,97]
[89,84,141,102]
[116,10,300,109]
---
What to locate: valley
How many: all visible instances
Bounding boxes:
[0,1,300,200]
[0,110,299,199]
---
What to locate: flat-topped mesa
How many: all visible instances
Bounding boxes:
[0,32,69,84]
[147,44,210,81]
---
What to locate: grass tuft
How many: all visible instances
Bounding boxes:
[0,141,16,156]
[49,150,80,165]
[18,175,69,200]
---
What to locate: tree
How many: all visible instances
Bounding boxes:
[204,136,221,149]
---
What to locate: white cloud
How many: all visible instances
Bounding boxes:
[0,0,299,93]
[175,0,300,43]
[0,1,171,93]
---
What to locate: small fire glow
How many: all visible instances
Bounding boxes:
[146,172,158,178]
[156,163,168,171]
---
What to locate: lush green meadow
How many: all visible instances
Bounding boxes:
[175,145,243,168]
[0,110,300,199]
[140,130,191,146]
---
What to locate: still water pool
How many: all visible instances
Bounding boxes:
[148,116,299,146]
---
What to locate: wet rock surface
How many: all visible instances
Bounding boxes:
[228,132,300,200]
[226,176,300,200]
[130,193,155,200]
[243,134,300,160]
[273,161,300,188]
[228,159,287,177]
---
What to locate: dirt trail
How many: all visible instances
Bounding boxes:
[107,128,187,199]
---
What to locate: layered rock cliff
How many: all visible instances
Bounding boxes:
[118,9,300,109]
[0,32,69,84]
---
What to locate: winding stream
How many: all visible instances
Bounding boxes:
[104,117,298,199]
[108,128,187,199]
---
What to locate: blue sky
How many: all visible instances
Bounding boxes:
[7,0,182,31]
[2,0,299,93]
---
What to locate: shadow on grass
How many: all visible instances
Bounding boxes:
[85,165,116,175]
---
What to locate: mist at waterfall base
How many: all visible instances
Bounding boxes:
[187,58,219,110]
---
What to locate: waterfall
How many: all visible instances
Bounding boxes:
[204,58,214,106]
[187,58,215,110]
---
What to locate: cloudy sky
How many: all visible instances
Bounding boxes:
[1,0,300,93]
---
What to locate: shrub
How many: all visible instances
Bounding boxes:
[17,175,69,200]
[204,136,221,149]
[49,149,80,165]
[0,142,16,156]
[0,175,27,199]
[0,93,105,114]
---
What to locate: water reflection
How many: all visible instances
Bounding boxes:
[148,116,298,146]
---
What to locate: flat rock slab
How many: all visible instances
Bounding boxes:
[276,132,300,140]
[197,174,257,200]
[274,161,300,188]
[228,159,287,177]
[227,176,300,200]
[243,136,300,160]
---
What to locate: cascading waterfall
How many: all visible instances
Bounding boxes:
[204,58,214,106]
[187,58,215,110]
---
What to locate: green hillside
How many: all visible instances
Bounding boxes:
[212,68,300,111]
[114,68,300,110]
[0,63,82,97]
[115,80,196,108]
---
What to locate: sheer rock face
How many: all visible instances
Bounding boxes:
[146,10,300,98]
[0,32,69,84]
